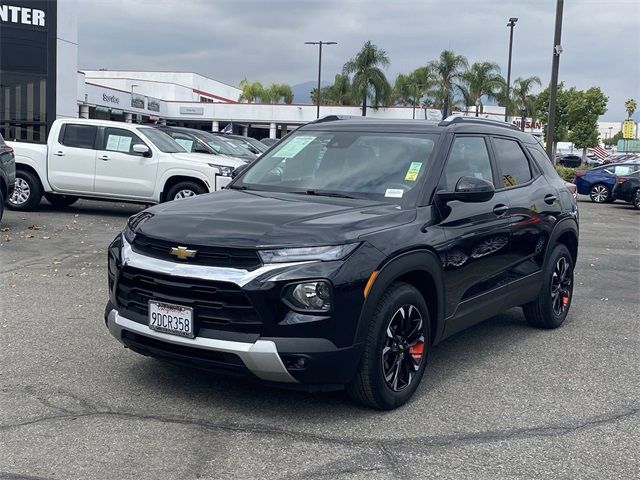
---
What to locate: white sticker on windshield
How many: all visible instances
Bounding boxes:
[174,138,194,151]
[274,136,316,158]
[385,188,404,198]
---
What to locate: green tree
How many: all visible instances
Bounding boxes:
[343,41,392,116]
[511,76,541,130]
[238,78,264,103]
[603,130,623,146]
[566,87,608,161]
[624,98,637,119]
[536,82,571,156]
[428,50,468,118]
[460,61,503,116]
[263,83,294,104]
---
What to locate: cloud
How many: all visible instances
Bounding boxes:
[78,0,639,120]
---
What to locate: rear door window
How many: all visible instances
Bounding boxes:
[61,124,98,149]
[492,137,533,188]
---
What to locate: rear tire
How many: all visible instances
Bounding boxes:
[8,170,43,211]
[589,184,610,203]
[523,244,574,329]
[165,181,207,202]
[347,282,430,410]
[44,193,78,207]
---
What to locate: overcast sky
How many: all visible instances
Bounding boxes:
[78,0,639,121]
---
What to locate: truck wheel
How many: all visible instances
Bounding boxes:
[522,244,574,329]
[8,170,43,211]
[347,282,430,410]
[166,181,206,202]
[44,193,78,208]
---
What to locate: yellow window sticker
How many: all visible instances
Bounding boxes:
[405,162,423,181]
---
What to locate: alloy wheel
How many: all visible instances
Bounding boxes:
[551,256,572,316]
[174,189,197,200]
[10,178,30,206]
[381,304,425,392]
[590,185,608,203]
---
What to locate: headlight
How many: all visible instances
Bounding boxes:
[208,164,233,177]
[258,244,359,264]
[123,211,153,243]
[283,281,332,311]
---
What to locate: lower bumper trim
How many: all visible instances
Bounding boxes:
[106,309,298,383]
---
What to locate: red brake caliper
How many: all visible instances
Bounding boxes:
[409,342,424,361]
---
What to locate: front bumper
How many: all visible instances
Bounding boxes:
[106,307,298,383]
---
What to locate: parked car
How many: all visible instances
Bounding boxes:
[260,138,280,147]
[557,154,582,167]
[574,162,640,203]
[105,116,579,409]
[154,126,255,162]
[214,133,268,155]
[0,133,16,222]
[7,119,245,211]
[612,171,640,210]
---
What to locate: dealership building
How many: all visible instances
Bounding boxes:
[3,0,562,145]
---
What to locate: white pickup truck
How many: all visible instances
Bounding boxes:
[7,118,245,210]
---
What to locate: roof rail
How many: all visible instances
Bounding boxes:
[309,115,356,124]
[439,116,521,131]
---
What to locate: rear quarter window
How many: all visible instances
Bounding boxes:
[527,147,562,180]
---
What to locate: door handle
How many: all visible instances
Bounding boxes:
[492,204,509,216]
[544,194,557,205]
[99,155,110,161]
[54,151,64,157]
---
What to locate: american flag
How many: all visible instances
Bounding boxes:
[220,122,233,134]
[588,146,609,160]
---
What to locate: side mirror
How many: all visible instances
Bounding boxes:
[132,144,150,156]
[436,176,495,203]
[231,163,249,178]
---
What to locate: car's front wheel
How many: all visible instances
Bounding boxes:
[347,282,429,410]
[166,181,207,202]
[633,189,640,210]
[589,184,610,203]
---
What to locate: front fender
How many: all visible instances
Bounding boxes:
[14,154,51,191]
[157,168,216,197]
[354,249,446,347]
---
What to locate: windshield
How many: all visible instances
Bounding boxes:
[139,127,185,153]
[222,137,258,156]
[193,131,246,156]
[238,130,438,204]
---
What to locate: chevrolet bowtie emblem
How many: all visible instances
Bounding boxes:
[170,246,197,261]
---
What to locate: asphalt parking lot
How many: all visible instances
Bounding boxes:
[0,197,638,480]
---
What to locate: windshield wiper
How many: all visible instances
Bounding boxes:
[302,189,358,199]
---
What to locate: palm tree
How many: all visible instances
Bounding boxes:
[511,76,542,130]
[343,41,391,116]
[238,78,264,103]
[624,98,637,119]
[328,74,353,105]
[460,61,504,116]
[393,67,436,118]
[428,50,468,118]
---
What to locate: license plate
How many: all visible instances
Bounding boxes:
[148,300,194,338]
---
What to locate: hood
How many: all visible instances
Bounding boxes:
[170,152,245,168]
[140,189,416,248]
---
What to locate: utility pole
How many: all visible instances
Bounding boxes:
[545,0,564,160]
[305,41,337,119]
[504,17,518,122]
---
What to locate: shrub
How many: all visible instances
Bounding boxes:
[554,165,590,182]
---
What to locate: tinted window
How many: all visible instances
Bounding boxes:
[62,124,97,149]
[138,128,184,153]
[493,138,532,188]
[527,147,559,178]
[103,128,144,154]
[441,136,493,190]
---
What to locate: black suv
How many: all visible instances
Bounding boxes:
[106,117,579,409]
[0,133,16,222]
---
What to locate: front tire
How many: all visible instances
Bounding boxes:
[347,282,430,410]
[523,244,574,329]
[165,181,207,202]
[8,170,43,211]
[589,184,610,203]
[633,190,640,210]
[44,193,78,207]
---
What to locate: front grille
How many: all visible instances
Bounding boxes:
[131,233,262,270]
[116,267,262,333]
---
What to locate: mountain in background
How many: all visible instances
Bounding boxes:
[291,80,330,104]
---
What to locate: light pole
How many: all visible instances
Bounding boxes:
[412,83,425,120]
[545,0,564,159]
[504,17,518,122]
[475,97,482,117]
[305,41,337,119]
